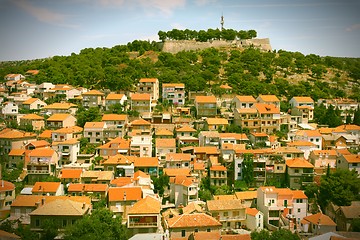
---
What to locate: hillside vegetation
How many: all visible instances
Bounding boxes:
[1,39,359,102]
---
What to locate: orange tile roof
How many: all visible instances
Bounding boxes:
[210,165,227,171]
[292,190,308,199]
[53,126,83,134]
[82,89,104,95]
[111,177,133,187]
[29,148,54,157]
[213,195,236,200]
[194,146,219,154]
[235,95,256,102]
[81,171,114,180]
[8,149,25,156]
[164,168,191,177]
[156,138,176,148]
[39,130,52,139]
[97,137,130,150]
[103,154,133,165]
[155,128,173,136]
[134,157,158,167]
[131,93,151,101]
[133,170,150,179]
[221,234,251,240]
[32,182,61,193]
[176,125,196,132]
[192,231,221,240]
[207,199,245,211]
[67,183,108,192]
[139,78,158,83]
[236,108,258,114]
[20,114,44,120]
[206,118,228,125]
[219,84,232,89]
[0,180,15,192]
[254,103,280,114]
[343,154,360,163]
[318,127,335,134]
[286,158,314,168]
[312,150,337,156]
[22,98,40,105]
[27,140,50,148]
[130,118,151,125]
[11,195,91,207]
[287,140,316,147]
[101,114,127,121]
[26,69,39,75]
[297,130,322,137]
[60,169,82,179]
[108,187,142,201]
[128,196,161,214]
[0,128,36,139]
[166,153,192,162]
[257,94,280,102]
[335,124,360,131]
[336,148,352,156]
[219,133,249,140]
[55,138,79,145]
[303,213,336,226]
[47,113,72,121]
[235,191,257,200]
[29,198,90,216]
[167,213,221,228]
[193,162,205,171]
[84,122,106,128]
[105,93,125,100]
[292,96,314,103]
[195,95,216,103]
[246,208,259,216]
[250,132,268,137]
[163,83,185,88]
[43,102,77,110]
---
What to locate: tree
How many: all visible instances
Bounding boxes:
[64,208,128,240]
[318,169,360,210]
[270,229,300,240]
[353,106,360,126]
[242,154,254,186]
[251,229,271,240]
[76,107,102,127]
[40,219,59,240]
[352,218,360,232]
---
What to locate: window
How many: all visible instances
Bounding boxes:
[35,219,40,227]
[296,199,303,203]
[223,212,228,217]
[195,229,198,232]
[352,163,358,167]
[271,199,275,203]
[207,228,211,232]
[181,230,186,237]
[297,209,301,213]
[295,169,299,173]
[63,219,67,227]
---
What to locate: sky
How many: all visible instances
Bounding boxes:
[0,0,359,61]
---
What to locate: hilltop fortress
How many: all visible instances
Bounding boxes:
[160,38,272,54]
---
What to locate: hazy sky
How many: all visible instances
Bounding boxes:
[0,0,359,61]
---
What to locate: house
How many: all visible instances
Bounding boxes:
[257,187,308,228]
[31,182,64,196]
[130,93,152,113]
[42,102,78,115]
[155,138,176,161]
[59,169,83,184]
[194,95,217,117]
[19,114,45,131]
[105,93,127,111]
[53,138,80,166]
[155,128,174,139]
[34,82,55,99]
[206,199,247,229]
[209,165,227,187]
[51,126,83,142]
[80,171,114,184]
[162,83,185,105]
[97,137,131,158]
[0,180,16,219]
[233,95,256,109]
[176,125,198,146]
[8,149,25,169]
[234,191,258,208]
[300,213,336,235]
[134,157,159,176]
[293,130,323,150]
[102,154,134,177]
[27,148,59,183]
[165,213,221,239]
[318,98,359,123]
[25,69,39,77]
[256,95,280,109]
[253,103,281,134]
[290,97,315,123]
[1,102,18,119]
[127,196,161,236]
[4,74,25,81]
[286,158,314,189]
[170,176,198,207]
[137,78,159,101]
[83,122,107,144]
[82,89,105,108]
[67,184,108,201]
[130,134,152,157]
[287,140,318,159]
[101,114,128,138]
[205,118,229,132]
[335,201,360,231]
[165,153,192,169]
[22,98,47,110]
[46,113,76,129]
[245,208,264,231]
[309,150,337,176]
[108,187,142,218]
[128,118,151,136]
[29,198,91,232]
[336,154,360,174]
[0,128,37,160]
[233,108,260,133]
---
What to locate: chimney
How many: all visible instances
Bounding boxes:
[35,201,41,208]
[41,197,45,205]
[123,191,126,201]
[82,202,86,209]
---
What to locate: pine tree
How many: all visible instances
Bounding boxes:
[353,106,360,126]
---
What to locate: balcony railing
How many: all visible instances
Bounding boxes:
[219,215,246,221]
[128,222,158,228]
[27,170,49,174]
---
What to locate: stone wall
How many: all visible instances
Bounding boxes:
[161,38,272,54]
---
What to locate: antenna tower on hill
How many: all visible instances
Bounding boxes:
[220,14,224,31]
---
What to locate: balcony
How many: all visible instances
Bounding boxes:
[128,222,158,228]
[27,170,49,174]
[254,167,265,172]
[219,215,246,222]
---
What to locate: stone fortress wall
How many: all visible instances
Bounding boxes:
[160,38,272,54]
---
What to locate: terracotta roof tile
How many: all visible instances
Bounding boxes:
[103,154,133,165]
[130,118,151,125]
[81,171,114,180]
[108,187,142,201]
[134,157,158,167]
[133,170,150,180]
[195,95,217,103]
[206,118,228,125]
[43,102,77,110]
[0,128,36,139]
[139,78,158,83]
[29,198,90,216]
[32,182,60,193]
[303,213,336,226]
[128,196,161,214]
[254,103,280,114]
[67,184,108,192]
[82,89,104,95]
[235,191,257,200]
[210,165,227,171]
[53,126,83,134]
[60,169,82,179]
[47,113,73,121]
[164,168,191,177]
[292,97,314,103]
[192,232,221,240]
[84,122,106,129]
[0,180,15,192]
[194,146,219,155]
[235,95,256,102]
[167,213,221,228]
[101,114,127,121]
[105,93,125,100]
[156,138,176,148]
[286,158,314,168]
[29,148,54,157]
[176,125,196,132]
[8,149,25,156]
[110,177,133,187]
[246,207,259,216]
[163,83,184,88]
[20,114,44,120]
[22,98,40,105]
[343,154,360,163]
[257,95,280,102]
[165,153,192,162]
[207,199,245,211]
[155,129,173,136]
[288,140,316,147]
[131,93,151,101]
